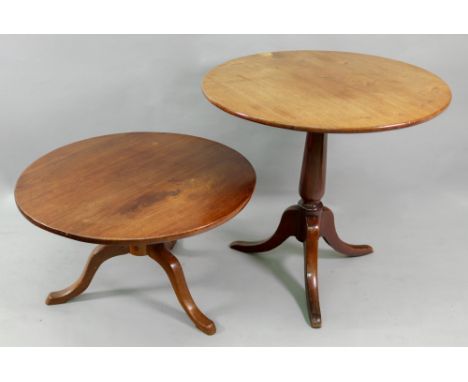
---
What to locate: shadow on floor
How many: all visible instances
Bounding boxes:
[219,228,351,325]
[237,243,346,324]
[61,284,199,330]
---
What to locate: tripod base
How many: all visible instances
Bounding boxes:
[46,240,216,335]
[231,203,373,328]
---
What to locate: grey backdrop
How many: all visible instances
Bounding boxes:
[0,35,467,346]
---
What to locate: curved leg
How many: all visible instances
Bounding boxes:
[46,244,128,305]
[320,206,373,257]
[304,215,321,328]
[147,244,216,335]
[230,205,303,253]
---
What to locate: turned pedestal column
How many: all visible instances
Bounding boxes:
[231,132,373,327]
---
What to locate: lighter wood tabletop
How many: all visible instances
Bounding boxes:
[203,51,451,133]
[15,132,256,245]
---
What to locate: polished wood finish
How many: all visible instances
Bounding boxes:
[205,51,451,329]
[203,51,452,133]
[16,132,256,335]
[47,243,216,335]
[231,133,373,328]
[15,132,256,245]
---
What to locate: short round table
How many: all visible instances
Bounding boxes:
[203,51,451,328]
[15,132,256,335]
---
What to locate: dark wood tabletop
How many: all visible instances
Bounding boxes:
[15,132,256,245]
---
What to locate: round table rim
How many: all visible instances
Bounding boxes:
[202,50,452,134]
[14,132,257,245]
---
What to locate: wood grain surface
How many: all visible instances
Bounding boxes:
[15,132,256,245]
[203,51,451,133]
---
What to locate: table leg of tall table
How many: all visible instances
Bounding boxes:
[230,132,373,328]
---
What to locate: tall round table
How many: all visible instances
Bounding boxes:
[202,51,451,328]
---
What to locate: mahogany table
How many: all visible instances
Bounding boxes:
[15,132,256,335]
[203,51,451,328]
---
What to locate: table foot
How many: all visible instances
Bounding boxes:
[147,244,216,335]
[321,207,373,257]
[46,244,128,305]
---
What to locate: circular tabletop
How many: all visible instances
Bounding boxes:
[203,51,451,133]
[15,132,256,245]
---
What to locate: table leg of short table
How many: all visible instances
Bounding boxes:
[147,243,216,335]
[230,132,373,328]
[45,240,216,335]
[45,244,129,305]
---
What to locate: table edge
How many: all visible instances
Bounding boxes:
[201,50,453,134]
[14,131,257,246]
